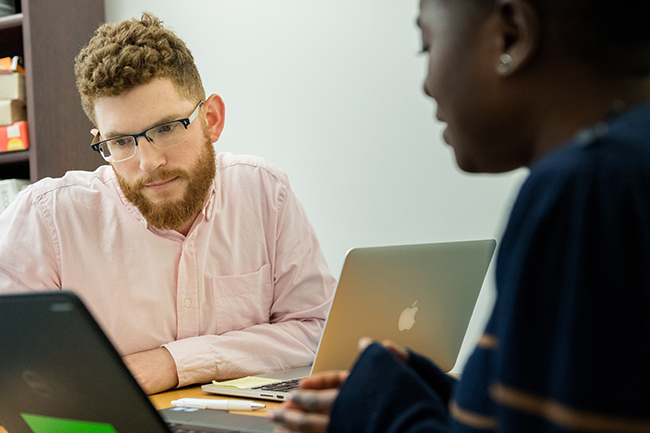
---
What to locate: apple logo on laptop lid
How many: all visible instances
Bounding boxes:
[398,300,419,331]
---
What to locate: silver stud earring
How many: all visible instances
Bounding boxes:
[497,54,513,74]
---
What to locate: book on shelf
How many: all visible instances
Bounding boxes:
[0,178,29,214]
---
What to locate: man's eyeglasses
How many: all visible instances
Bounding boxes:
[91,101,204,163]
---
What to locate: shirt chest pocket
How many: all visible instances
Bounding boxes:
[211,263,274,334]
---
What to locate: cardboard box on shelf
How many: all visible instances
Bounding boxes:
[0,73,26,101]
[0,178,30,214]
[0,120,29,152]
[0,99,26,126]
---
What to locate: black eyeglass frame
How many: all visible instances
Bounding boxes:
[90,100,205,163]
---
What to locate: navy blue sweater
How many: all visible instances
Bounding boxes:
[330,102,650,432]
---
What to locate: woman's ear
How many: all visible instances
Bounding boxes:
[202,94,226,143]
[493,0,539,76]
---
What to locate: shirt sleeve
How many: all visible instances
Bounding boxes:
[330,343,452,433]
[0,186,61,292]
[164,183,337,386]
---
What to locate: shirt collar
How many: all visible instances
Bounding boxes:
[202,178,217,222]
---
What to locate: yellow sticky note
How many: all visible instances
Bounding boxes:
[212,376,281,389]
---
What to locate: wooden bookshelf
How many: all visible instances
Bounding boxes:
[0,0,105,182]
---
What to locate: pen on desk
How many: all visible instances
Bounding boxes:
[171,398,266,411]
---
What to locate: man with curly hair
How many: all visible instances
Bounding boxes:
[0,13,336,395]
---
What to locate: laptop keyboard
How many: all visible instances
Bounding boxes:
[167,422,242,433]
[252,378,300,393]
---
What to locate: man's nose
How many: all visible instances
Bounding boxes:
[136,135,166,173]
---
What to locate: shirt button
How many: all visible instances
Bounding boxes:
[184,298,191,308]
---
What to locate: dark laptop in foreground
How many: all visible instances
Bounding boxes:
[0,291,276,433]
[202,239,496,401]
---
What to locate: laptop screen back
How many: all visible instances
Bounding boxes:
[312,239,496,373]
[0,291,169,433]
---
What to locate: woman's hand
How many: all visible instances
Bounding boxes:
[267,370,348,433]
[358,336,409,363]
[268,337,408,432]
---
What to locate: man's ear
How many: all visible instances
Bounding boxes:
[493,0,539,76]
[202,94,226,143]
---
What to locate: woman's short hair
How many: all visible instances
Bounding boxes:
[470,0,650,76]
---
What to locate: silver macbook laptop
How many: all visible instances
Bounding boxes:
[0,291,276,433]
[202,239,496,401]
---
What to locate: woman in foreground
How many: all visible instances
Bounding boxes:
[270,0,650,431]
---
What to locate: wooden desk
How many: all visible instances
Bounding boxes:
[150,384,282,416]
[0,385,280,432]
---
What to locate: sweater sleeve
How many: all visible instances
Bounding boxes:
[329,343,453,433]
[408,349,457,405]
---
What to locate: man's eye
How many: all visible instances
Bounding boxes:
[156,124,177,134]
[113,138,129,147]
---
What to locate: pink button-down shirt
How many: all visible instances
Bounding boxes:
[0,152,336,386]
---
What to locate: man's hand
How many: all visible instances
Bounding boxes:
[122,347,179,395]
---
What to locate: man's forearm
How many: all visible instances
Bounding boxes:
[164,318,324,387]
[122,346,179,395]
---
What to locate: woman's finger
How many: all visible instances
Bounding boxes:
[269,408,330,433]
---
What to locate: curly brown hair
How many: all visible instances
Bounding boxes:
[74,12,206,125]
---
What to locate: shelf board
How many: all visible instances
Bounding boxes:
[0,13,23,31]
[0,149,29,164]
